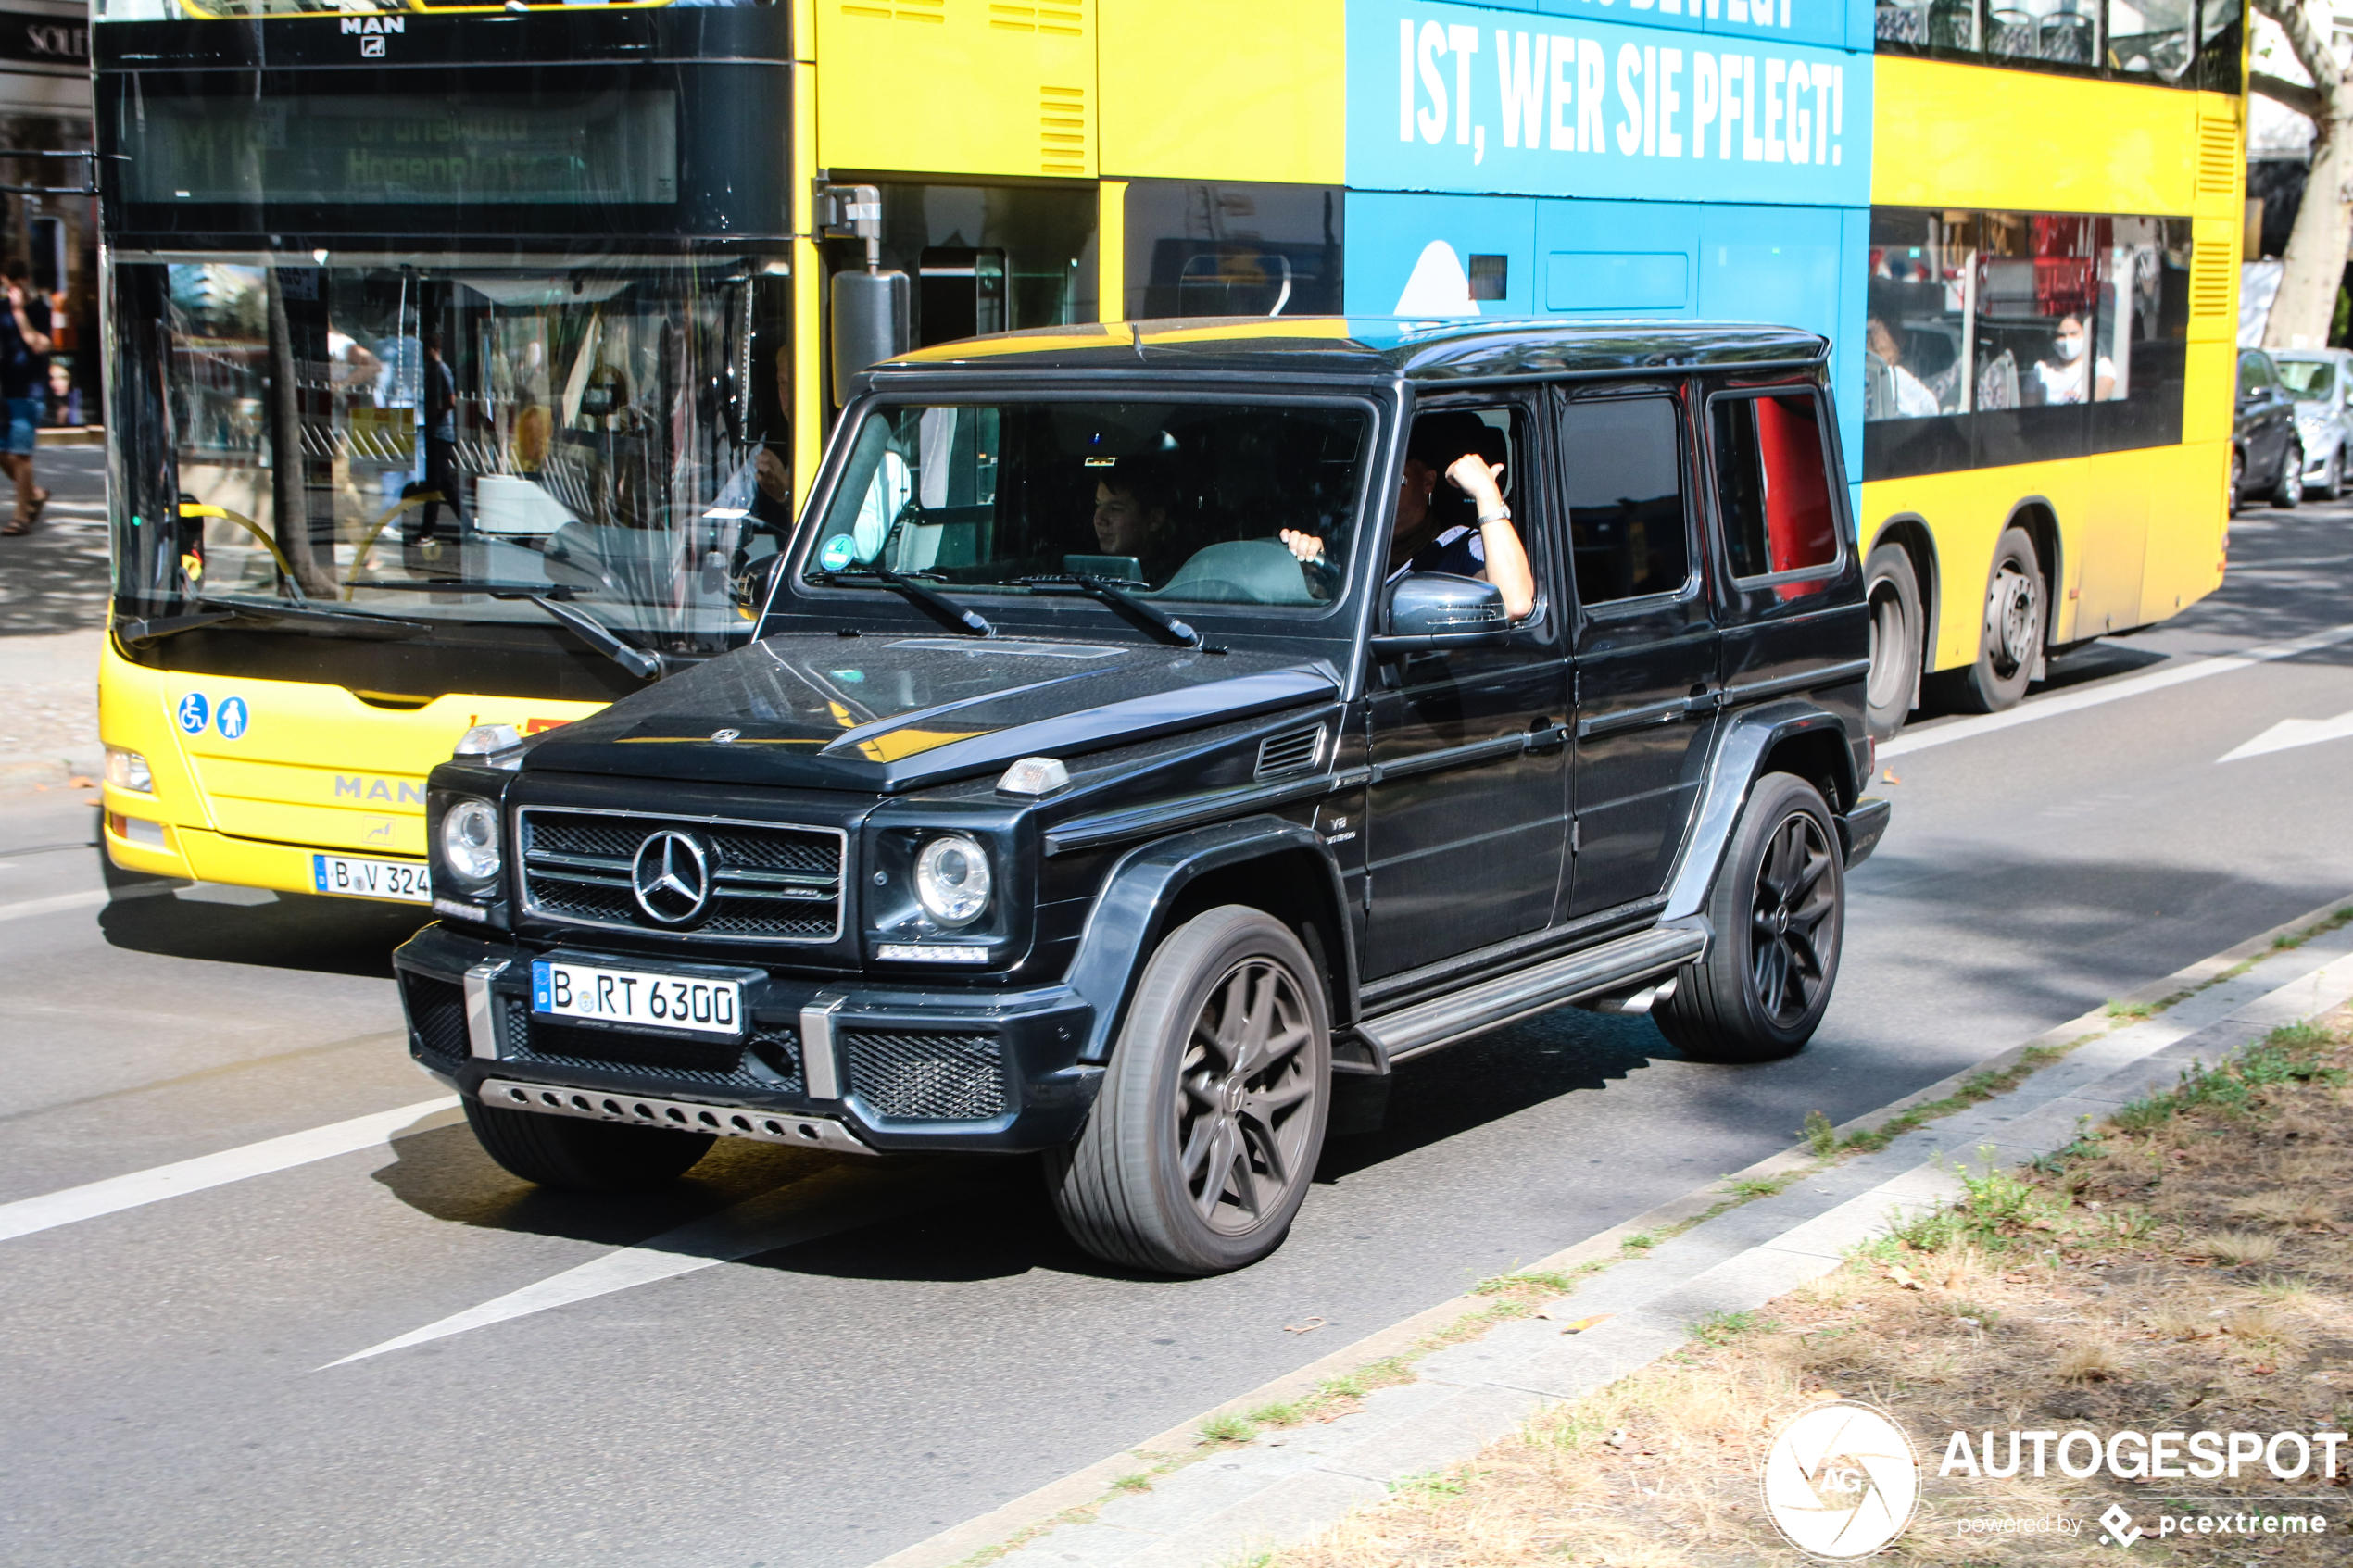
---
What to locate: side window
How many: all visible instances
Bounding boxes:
[1556,395,1690,608]
[1711,392,1839,581]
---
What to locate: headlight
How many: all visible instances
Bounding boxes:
[913,834,991,927]
[439,798,502,885]
[104,746,153,794]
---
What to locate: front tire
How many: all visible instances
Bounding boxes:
[464,1097,716,1192]
[1047,906,1331,1275]
[1654,773,1844,1064]
[2271,441,2305,508]
[1924,524,2043,715]
[1862,541,1923,743]
[2319,447,2342,501]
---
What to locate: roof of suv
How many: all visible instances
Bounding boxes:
[877,317,1830,384]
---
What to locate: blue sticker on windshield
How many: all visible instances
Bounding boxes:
[215,696,249,740]
[176,692,208,734]
[819,534,859,571]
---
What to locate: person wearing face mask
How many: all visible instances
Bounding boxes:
[2032,312,2114,405]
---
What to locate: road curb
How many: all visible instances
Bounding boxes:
[861,896,2353,1568]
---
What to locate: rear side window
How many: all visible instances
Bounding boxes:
[1711,392,1838,580]
[1556,395,1690,607]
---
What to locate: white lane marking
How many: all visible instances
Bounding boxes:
[0,884,176,924]
[2220,707,2353,762]
[323,1162,950,1367]
[0,1097,461,1244]
[1880,621,2353,759]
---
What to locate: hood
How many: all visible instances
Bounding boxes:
[519,633,1340,793]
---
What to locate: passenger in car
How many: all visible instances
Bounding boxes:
[1278,412,1536,621]
[1088,456,1187,584]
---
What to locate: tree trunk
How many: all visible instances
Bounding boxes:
[2268,119,2353,348]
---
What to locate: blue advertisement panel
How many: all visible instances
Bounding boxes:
[1342,0,1874,486]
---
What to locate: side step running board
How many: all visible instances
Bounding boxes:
[1358,923,1708,1066]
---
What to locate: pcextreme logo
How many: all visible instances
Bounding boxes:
[1762,1400,1919,1559]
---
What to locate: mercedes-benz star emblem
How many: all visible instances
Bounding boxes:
[631,829,712,925]
[711,728,740,744]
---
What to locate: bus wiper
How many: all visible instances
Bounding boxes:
[119,597,431,645]
[344,579,581,599]
[817,563,993,638]
[1020,573,1205,650]
[521,595,665,681]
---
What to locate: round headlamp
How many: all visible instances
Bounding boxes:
[913,834,991,927]
[439,798,502,885]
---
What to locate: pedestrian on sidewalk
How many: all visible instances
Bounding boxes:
[0,258,51,537]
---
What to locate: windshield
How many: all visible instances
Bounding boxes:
[114,258,791,657]
[2278,359,2337,400]
[800,400,1371,612]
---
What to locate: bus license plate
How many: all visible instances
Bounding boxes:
[311,853,432,903]
[531,960,744,1038]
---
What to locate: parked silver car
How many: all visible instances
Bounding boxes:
[2273,348,2353,500]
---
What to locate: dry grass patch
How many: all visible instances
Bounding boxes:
[1267,1014,2353,1568]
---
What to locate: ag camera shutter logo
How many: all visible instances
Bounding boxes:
[1762,1400,1919,1558]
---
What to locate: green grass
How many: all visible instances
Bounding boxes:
[1688,1310,1765,1348]
[1804,1109,1838,1158]
[1199,1412,1255,1444]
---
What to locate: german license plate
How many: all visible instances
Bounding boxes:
[531,960,745,1038]
[311,853,432,903]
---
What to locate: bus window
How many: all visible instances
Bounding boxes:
[1867,210,1971,422]
[1120,181,1344,320]
[1711,392,1838,585]
[2108,0,2194,75]
[1557,395,1691,608]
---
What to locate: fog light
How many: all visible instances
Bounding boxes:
[105,746,153,794]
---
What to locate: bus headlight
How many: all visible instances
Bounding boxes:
[913,834,991,927]
[104,746,153,794]
[438,798,502,886]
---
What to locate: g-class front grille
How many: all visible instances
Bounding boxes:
[517,808,845,945]
[844,1031,1007,1120]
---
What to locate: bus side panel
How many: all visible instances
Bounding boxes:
[2136,439,2229,629]
[1869,56,2195,217]
[816,0,1098,179]
[1342,192,1540,317]
[2070,453,2146,643]
[1098,0,1343,182]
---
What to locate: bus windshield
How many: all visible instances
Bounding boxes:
[114,259,787,661]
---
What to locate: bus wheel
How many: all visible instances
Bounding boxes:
[1654,772,1843,1063]
[1045,907,1330,1276]
[1863,542,1922,742]
[463,1096,716,1192]
[1928,525,2043,715]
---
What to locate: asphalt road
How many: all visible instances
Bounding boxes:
[6,494,2353,1567]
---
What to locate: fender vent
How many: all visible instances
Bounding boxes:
[1255,725,1326,781]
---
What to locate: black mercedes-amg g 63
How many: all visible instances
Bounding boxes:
[395,318,1889,1275]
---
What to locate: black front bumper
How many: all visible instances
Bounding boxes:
[393,924,1103,1154]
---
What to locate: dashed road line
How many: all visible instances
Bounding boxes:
[1881,620,2353,759]
[0,1096,460,1244]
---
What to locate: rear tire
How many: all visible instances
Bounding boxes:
[1046,906,1330,1275]
[2271,441,2305,508]
[1654,773,1844,1064]
[1924,524,2043,715]
[1862,541,1922,742]
[464,1097,716,1192]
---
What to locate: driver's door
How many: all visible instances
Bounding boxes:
[1361,397,1572,980]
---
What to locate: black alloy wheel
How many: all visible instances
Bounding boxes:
[1862,540,1922,742]
[1047,906,1331,1275]
[2228,446,2246,515]
[2271,441,2305,508]
[1926,524,2043,714]
[1654,772,1845,1063]
[464,1096,716,1192]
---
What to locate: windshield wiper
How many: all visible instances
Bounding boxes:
[520,595,664,681]
[816,562,993,638]
[1020,573,1205,650]
[118,597,431,645]
[343,579,581,599]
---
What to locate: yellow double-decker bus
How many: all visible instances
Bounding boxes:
[92,0,2236,901]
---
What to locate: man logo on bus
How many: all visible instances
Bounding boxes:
[1762,1400,1919,1558]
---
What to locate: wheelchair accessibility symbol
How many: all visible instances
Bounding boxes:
[176,692,208,735]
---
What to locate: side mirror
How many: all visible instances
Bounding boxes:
[1370,571,1510,653]
[732,549,785,620]
[829,268,911,409]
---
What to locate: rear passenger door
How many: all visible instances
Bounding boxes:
[1559,384,1719,920]
[1703,383,1865,715]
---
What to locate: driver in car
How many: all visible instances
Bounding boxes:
[1280,411,1536,621]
